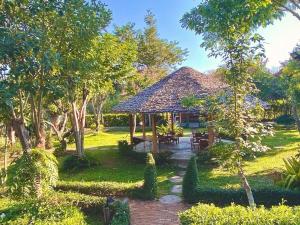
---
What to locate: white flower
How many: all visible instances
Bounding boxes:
[0,213,5,219]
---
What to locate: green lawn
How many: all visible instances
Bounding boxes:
[59,126,299,195]
[198,127,300,189]
[60,127,175,196]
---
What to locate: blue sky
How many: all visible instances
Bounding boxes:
[103,0,300,73]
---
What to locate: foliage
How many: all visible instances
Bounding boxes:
[56,181,139,198]
[0,198,86,225]
[61,155,100,172]
[183,156,200,203]
[179,203,300,225]
[142,153,158,200]
[275,114,295,125]
[181,0,275,207]
[156,121,183,136]
[283,156,300,189]
[45,132,53,149]
[137,11,188,80]
[6,149,58,198]
[110,201,130,225]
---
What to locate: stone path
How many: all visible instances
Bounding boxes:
[130,170,187,225]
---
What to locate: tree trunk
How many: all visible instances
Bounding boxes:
[292,102,300,133]
[6,122,15,146]
[70,87,89,158]
[12,118,30,154]
[30,95,46,148]
[238,166,256,208]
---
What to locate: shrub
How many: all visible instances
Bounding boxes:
[275,114,295,125]
[283,156,300,189]
[0,198,86,225]
[61,154,99,172]
[186,187,300,206]
[142,153,158,200]
[182,156,200,203]
[6,149,58,198]
[179,203,300,225]
[55,181,140,197]
[110,201,130,225]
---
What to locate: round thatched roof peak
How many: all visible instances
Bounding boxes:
[113,66,227,113]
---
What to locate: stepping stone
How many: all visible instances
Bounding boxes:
[177,170,185,176]
[169,175,183,183]
[171,185,182,194]
[159,195,182,204]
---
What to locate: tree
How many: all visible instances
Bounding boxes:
[281,45,300,132]
[137,11,188,82]
[182,0,273,208]
[89,32,138,132]
[49,0,112,157]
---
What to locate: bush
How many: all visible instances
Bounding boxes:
[142,153,157,200]
[55,181,140,197]
[185,187,300,206]
[179,203,300,225]
[118,140,173,165]
[182,156,200,203]
[110,201,130,225]
[0,198,86,225]
[61,154,99,172]
[283,156,300,189]
[6,149,58,198]
[275,114,295,125]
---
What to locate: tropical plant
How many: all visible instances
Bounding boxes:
[6,149,58,198]
[283,156,300,189]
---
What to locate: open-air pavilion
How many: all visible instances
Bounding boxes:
[113,67,228,154]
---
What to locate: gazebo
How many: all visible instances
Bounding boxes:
[113,67,227,153]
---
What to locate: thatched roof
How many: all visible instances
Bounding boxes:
[113,67,227,113]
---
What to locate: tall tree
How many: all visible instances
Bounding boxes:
[281,45,300,132]
[182,0,272,208]
[49,0,112,157]
[137,11,188,82]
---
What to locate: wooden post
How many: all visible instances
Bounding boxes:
[129,114,134,145]
[142,113,146,140]
[170,113,174,133]
[151,114,158,153]
[207,114,215,146]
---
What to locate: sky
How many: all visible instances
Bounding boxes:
[103,0,300,73]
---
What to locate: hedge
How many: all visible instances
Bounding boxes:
[186,187,300,207]
[0,192,108,225]
[179,203,300,225]
[55,181,140,197]
[85,114,141,127]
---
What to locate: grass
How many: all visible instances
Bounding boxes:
[59,126,299,194]
[60,127,175,196]
[198,127,300,189]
